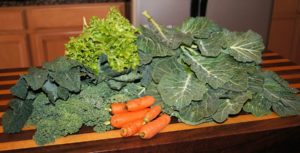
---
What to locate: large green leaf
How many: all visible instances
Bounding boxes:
[42,80,58,103]
[222,69,248,92]
[179,17,220,38]
[243,94,272,117]
[49,67,81,92]
[24,68,48,91]
[43,57,80,72]
[195,32,224,57]
[176,102,213,125]
[182,50,235,89]
[158,71,207,109]
[3,99,33,133]
[176,91,219,125]
[137,26,175,61]
[161,27,193,49]
[152,57,184,83]
[212,91,252,123]
[10,78,28,99]
[223,30,264,64]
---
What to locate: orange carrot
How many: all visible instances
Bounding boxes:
[139,114,171,139]
[120,119,145,137]
[111,103,128,115]
[110,108,150,128]
[126,96,155,111]
[144,105,162,123]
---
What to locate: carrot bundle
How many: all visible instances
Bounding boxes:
[109,96,170,139]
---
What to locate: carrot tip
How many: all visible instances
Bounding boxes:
[139,132,146,138]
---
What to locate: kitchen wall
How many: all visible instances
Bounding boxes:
[131,0,191,26]
[206,0,273,44]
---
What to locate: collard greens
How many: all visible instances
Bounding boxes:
[138,12,300,125]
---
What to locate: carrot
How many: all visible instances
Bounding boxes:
[120,119,145,137]
[144,105,162,123]
[126,95,155,111]
[110,108,150,128]
[111,103,128,115]
[139,114,171,139]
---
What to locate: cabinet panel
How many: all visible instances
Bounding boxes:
[292,17,300,64]
[30,31,81,66]
[272,0,298,18]
[268,19,296,58]
[0,9,24,31]
[27,3,125,30]
[0,34,30,69]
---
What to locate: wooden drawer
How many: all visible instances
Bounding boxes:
[26,3,125,30]
[0,9,24,31]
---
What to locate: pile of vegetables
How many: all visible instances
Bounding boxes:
[2,8,300,145]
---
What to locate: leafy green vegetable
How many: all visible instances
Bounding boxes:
[2,99,33,133]
[66,7,139,73]
[223,30,265,64]
[10,78,28,99]
[24,68,48,91]
[212,91,252,123]
[158,71,207,109]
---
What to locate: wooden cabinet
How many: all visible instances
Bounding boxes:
[268,0,300,64]
[0,2,125,69]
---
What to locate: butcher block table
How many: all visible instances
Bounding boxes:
[1,51,300,153]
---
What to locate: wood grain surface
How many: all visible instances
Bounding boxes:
[0,51,300,153]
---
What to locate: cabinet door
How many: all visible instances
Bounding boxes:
[0,34,30,69]
[30,30,81,66]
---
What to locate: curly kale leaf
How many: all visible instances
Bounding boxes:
[66,7,139,73]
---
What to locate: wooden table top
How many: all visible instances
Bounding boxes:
[1,51,300,153]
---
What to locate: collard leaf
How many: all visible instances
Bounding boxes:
[42,80,58,103]
[24,68,48,91]
[158,71,207,109]
[3,99,33,133]
[176,91,219,125]
[223,30,264,64]
[43,57,80,72]
[212,91,252,123]
[137,26,175,60]
[10,78,28,99]
[162,27,193,49]
[179,17,220,38]
[182,50,235,89]
[176,102,213,125]
[140,64,153,87]
[49,67,81,92]
[243,94,272,117]
[152,57,184,83]
[222,70,248,92]
[195,32,224,57]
